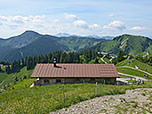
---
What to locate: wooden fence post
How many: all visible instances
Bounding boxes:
[96,82,98,96]
[62,84,65,104]
[117,81,118,91]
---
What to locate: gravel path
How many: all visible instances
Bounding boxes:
[101,55,107,64]
[50,88,152,114]
[118,72,148,81]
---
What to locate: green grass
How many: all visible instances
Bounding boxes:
[119,74,135,79]
[88,59,96,63]
[103,57,110,63]
[0,73,10,83]
[1,65,6,71]
[1,82,152,114]
[0,67,33,88]
[15,67,33,79]
[116,59,152,74]
[116,59,128,66]
[6,78,36,90]
[0,73,14,87]
[127,80,136,83]
[98,58,104,64]
[116,67,151,79]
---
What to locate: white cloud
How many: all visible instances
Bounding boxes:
[73,20,88,28]
[89,24,100,29]
[52,19,59,23]
[0,15,46,27]
[103,20,126,30]
[108,14,115,17]
[73,20,100,30]
[0,15,53,38]
[64,13,77,20]
[131,26,145,30]
[0,13,103,38]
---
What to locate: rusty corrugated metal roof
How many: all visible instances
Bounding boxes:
[31,64,119,78]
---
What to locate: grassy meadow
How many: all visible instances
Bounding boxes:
[116,59,152,79]
[116,59,152,74]
[1,81,152,114]
[117,68,145,77]
[0,58,152,113]
[0,73,10,84]
[0,67,33,88]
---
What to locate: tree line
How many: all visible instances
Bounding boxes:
[135,54,152,66]
[0,50,99,74]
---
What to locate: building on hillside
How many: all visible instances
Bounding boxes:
[0,64,3,66]
[31,61,119,86]
[98,52,109,56]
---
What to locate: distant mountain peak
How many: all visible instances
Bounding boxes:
[21,30,40,36]
[55,33,71,37]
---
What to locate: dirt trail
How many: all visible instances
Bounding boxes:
[50,88,152,114]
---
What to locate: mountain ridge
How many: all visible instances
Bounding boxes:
[91,34,152,55]
[0,31,107,62]
[0,31,152,62]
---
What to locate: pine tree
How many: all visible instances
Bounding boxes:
[0,66,2,72]
[38,56,41,63]
[44,54,48,63]
[95,58,99,63]
[33,56,38,66]
[11,60,19,72]
[25,56,28,66]
[5,65,11,74]
[40,55,45,63]
[48,53,52,63]
[17,59,21,71]
[27,56,34,70]
[21,58,25,67]
[117,50,124,62]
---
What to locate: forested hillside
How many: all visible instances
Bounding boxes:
[0,31,107,62]
[0,31,152,62]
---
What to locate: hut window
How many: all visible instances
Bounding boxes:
[90,78,95,81]
[56,79,61,83]
[44,79,49,84]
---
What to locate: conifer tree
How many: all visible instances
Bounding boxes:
[21,58,25,67]
[0,66,2,72]
[117,50,124,62]
[27,56,34,70]
[48,53,52,63]
[5,65,11,74]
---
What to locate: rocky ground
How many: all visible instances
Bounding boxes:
[50,88,152,114]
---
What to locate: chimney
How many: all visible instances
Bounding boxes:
[53,58,56,67]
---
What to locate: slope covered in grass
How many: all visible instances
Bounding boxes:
[1,82,152,114]
[91,34,152,55]
[56,37,107,52]
[0,73,10,83]
[116,59,152,74]
[0,67,33,88]
[116,67,149,79]
[103,57,110,63]
[6,78,36,90]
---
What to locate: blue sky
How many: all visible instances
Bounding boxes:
[0,0,151,38]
